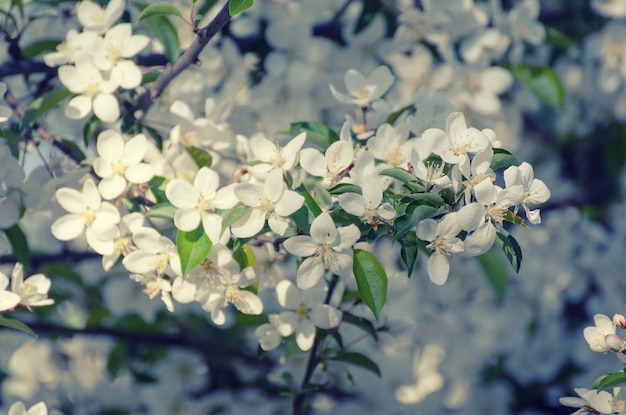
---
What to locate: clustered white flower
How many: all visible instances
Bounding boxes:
[45,0,149,123]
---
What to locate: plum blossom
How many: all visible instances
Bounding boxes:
[271,279,342,351]
[416,212,464,285]
[93,130,154,200]
[458,180,524,256]
[559,388,614,415]
[231,168,304,238]
[283,212,360,289]
[584,314,617,353]
[166,166,237,243]
[91,23,150,89]
[299,140,353,188]
[122,227,182,277]
[249,132,306,175]
[0,271,20,312]
[76,0,125,32]
[338,175,395,230]
[51,178,121,255]
[504,162,551,225]
[329,65,394,107]
[58,56,121,123]
[10,263,54,308]
[426,111,492,178]
[366,123,414,168]
[7,401,49,415]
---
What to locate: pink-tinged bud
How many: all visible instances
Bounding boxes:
[618,352,626,365]
[605,334,625,352]
[614,314,626,329]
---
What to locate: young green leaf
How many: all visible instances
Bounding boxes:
[353,249,387,320]
[477,248,508,302]
[229,0,253,16]
[593,370,626,392]
[328,183,362,195]
[185,146,213,168]
[399,232,419,278]
[176,227,212,277]
[145,203,177,220]
[4,224,30,269]
[21,88,72,129]
[510,64,564,109]
[331,351,381,377]
[281,121,339,149]
[138,2,183,21]
[21,39,61,59]
[146,16,180,63]
[0,315,37,337]
[491,148,519,171]
[494,228,523,273]
[233,244,257,269]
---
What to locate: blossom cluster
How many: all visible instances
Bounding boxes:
[44,0,149,123]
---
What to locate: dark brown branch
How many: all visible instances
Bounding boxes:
[138,0,232,109]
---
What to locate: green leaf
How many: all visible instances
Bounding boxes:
[0,315,37,337]
[494,228,522,273]
[176,227,212,277]
[142,71,160,84]
[229,0,253,16]
[291,205,312,234]
[353,249,387,320]
[21,88,72,129]
[221,203,249,234]
[59,139,86,162]
[328,183,362,195]
[299,185,322,217]
[510,64,564,110]
[146,16,180,63]
[331,351,381,377]
[83,115,100,147]
[490,148,519,171]
[545,26,574,50]
[393,205,444,241]
[185,146,213,168]
[593,370,626,392]
[399,232,419,278]
[138,2,183,21]
[233,244,257,269]
[379,167,417,184]
[477,248,508,302]
[4,224,30,269]
[386,104,413,125]
[342,312,378,341]
[280,121,339,149]
[145,202,177,220]
[21,39,61,59]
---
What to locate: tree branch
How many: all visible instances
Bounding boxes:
[138,0,232,110]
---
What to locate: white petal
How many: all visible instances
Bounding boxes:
[300,148,327,177]
[296,319,316,351]
[310,304,342,329]
[296,257,325,289]
[283,235,316,257]
[338,193,366,217]
[65,95,93,119]
[93,93,120,123]
[464,223,496,256]
[310,212,338,244]
[51,214,84,240]
[427,253,449,285]
[456,203,485,232]
[274,191,304,217]
[275,280,301,309]
[273,311,298,337]
[174,208,201,231]
[166,179,198,209]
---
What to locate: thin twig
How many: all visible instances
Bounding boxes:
[3,87,84,164]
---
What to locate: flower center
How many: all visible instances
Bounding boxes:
[81,208,96,226]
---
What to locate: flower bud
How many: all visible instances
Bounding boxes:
[614,313,626,329]
[605,334,625,352]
